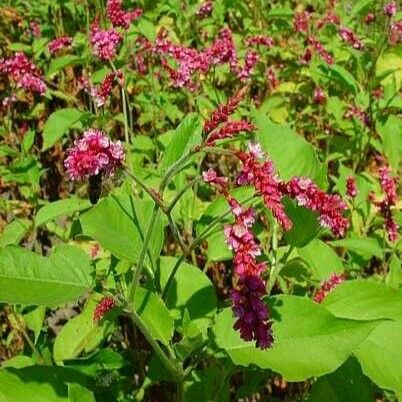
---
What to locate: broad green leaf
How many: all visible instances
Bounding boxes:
[213,296,379,381]
[47,56,86,76]
[298,239,344,280]
[53,299,109,362]
[323,279,402,321]
[133,287,174,346]
[80,194,164,262]
[309,357,374,402]
[376,49,402,88]
[35,198,91,227]
[355,320,402,394]
[0,219,31,248]
[159,256,217,331]
[68,384,96,402]
[0,245,93,307]
[319,64,360,95]
[330,237,383,260]
[1,356,34,369]
[255,112,327,187]
[282,198,320,248]
[377,115,402,172]
[23,306,46,343]
[160,113,202,173]
[205,231,232,262]
[42,108,84,150]
[0,366,92,402]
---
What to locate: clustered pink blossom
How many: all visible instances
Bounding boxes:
[90,19,122,60]
[93,297,116,321]
[0,52,47,95]
[344,105,370,127]
[206,120,256,145]
[48,36,73,55]
[88,71,122,107]
[203,87,247,133]
[237,144,292,231]
[313,86,326,104]
[314,273,346,303]
[246,35,274,48]
[29,21,41,38]
[346,176,358,199]
[266,67,280,91]
[316,11,340,29]
[106,0,142,29]
[237,50,259,82]
[64,129,125,181]
[307,36,334,64]
[364,13,376,24]
[384,1,397,17]
[196,0,213,18]
[372,86,384,99]
[371,161,399,242]
[283,177,349,236]
[293,11,310,33]
[203,170,273,349]
[390,21,402,45]
[339,27,364,50]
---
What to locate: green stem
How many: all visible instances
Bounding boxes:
[167,178,200,213]
[267,245,295,295]
[129,204,160,302]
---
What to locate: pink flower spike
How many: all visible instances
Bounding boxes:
[64,129,125,181]
[384,1,397,17]
[107,0,142,28]
[314,273,346,303]
[196,0,213,18]
[346,176,358,199]
[90,19,122,60]
[48,36,73,55]
[313,86,326,104]
[93,297,116,321]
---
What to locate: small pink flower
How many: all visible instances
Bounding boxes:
[339,27,364,50]
[206,120,256,145]
[313,86,326,104]
[308,36,334,64]
[89,71,119,107]
[344,105,370,127]
[48,36,73,55]
[390,21,402,45]
[314,273,346,303]
[346,176,358,199]
[384,1,397,17]
[293,11,310,33]
[64,129,125,181]
[93,297,116,321]
[364,13,376,24]
[246,35,274,48]
[196,0,213,18]
[90,19,122,60]
[107,0,142,28]
[237,50,259,82]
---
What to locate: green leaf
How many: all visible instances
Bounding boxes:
[47,56,86,76]
[0,245,93,307]
[159,256,217,331]
[377,115,402,172]
[160,113,202,173]
[0,366,92,402]
[35,198,91,227]
[319,64,360,95]
[355,320,402,393]
[68,384,96,402]
[80,194,164,262]
[133,287,174,346]
[298,239,344,280]
[0,219,31,248]
[322,279,402,321]
[205,231,232,262]
[53,299,109,362]
[282,198,320,248]
[309,357,374,402]
[330,237,383,260]
[42,108,84,150]
[213,296,379,381]
[255,112,327,187]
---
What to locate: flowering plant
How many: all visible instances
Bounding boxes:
[0,0,400,401]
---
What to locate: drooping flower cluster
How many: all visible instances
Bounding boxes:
[88,71,122,107]
[203,170,273,349]
[237,50,259,82]
[245,35,274,48]
[307,36,334,64]
[90,19,122,60]
[196,0,213,18]
[294,11,310,33]
[283,177,349,236]
[314,273,346,303]
[0,52,46,95]
[384,1,397,17]
[93,297,116,321]
[266,67,280,91]
[236,144,292,231]
[313,86,326,104]
[344,105,370,127]
[206,120,256,145]
[339,27,364,50]
[48,36,73,55]
[346,176,358,199]
[64,129,125,181]
[371,161,399,242]
[106,0,142,29]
